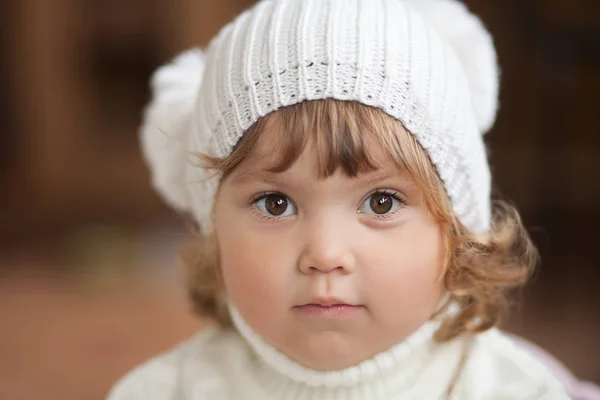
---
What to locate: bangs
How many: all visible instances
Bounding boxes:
[206,99,448,217]
[222,100,429,178]
[260,100,386,178]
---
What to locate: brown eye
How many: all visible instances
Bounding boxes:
[370,193,393,214]
[265,194,288,215]
[360,190,403,216]
[255,193,296,217]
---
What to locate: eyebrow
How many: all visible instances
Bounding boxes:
[362,171,399,186]
[229,169,280,186]
[229,169,406,188]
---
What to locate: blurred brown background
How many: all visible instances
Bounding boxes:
[0,0,599,399]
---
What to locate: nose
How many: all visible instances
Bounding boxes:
[297,215,356,275]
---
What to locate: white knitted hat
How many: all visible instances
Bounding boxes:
[141,0,499,234]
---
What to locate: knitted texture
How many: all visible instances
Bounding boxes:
[106,321,569,399]
[142,0,500,234]
[229,304,440,390]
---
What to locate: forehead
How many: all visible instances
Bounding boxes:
[232,128,398,184]
[231,101,409,180]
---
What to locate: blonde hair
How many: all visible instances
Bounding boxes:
[180,99,537,342]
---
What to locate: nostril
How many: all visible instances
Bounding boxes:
[308,265,345,273]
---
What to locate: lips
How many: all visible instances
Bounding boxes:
[294,298,363,317]
[307,297,356,307]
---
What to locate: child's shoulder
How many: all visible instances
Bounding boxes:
[456,328,570,399]
[105,325,240,400]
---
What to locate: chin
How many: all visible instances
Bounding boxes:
[288,332,366,371]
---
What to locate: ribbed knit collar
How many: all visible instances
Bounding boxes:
[229,300,454,399]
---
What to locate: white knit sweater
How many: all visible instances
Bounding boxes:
[107,317,569,400]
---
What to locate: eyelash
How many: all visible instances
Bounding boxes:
[365,189,406,221]
[250,191,293,222]
[249,189,406,222]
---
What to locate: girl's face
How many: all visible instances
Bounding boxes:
[213,124,446,371]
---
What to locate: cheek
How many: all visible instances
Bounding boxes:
[361,221,445,321]
[215,209,297,319]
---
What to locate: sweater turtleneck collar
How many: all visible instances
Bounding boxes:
[228,297,457,399]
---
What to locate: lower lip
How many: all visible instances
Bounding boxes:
[294,304,362,317]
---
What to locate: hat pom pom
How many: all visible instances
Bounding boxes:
[140,48,206,212]
[404,0,500,134]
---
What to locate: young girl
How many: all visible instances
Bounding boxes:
[108,0,570,398]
